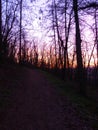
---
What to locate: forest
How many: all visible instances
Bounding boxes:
[1,0,98,129]
[0,0,98,96]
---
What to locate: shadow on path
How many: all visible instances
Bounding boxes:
[1,68,94,130]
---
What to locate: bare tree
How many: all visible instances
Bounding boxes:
[79,1,98,86]
[51,0,57,69]
[73,0,86,95]
[0,0,2,60]
[63,1,73,80]
[94,7,98,66]
[4,2,19,59]
[19,0,23,63]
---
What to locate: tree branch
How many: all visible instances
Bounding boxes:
[79,2,98,10]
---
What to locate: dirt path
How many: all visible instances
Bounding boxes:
[1,68,94,130]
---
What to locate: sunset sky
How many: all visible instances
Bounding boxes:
[22,0,47,43]
[19,0,98,66]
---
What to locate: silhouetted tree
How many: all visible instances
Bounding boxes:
[73,0,86,95]
[51,0,57,69]
[0,0,2,60]
[79,1,98,86]
[32,41,38,66]
[19,0,23,63]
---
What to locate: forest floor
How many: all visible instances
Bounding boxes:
[0,63,98,130]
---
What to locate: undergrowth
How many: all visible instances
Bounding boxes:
[41,70,98,129]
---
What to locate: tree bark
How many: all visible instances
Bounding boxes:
[0,0,2,60]
[73,0,86,95]
[19,0,23,63]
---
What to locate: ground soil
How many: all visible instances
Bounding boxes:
[0,65,96,130]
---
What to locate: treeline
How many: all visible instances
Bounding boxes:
[0,0,98,96]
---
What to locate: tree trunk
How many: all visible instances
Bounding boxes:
[94,8,98,66]
[0,0,2,60]
[19,0,23,63]
[94,7,98,85]
[52,0,57,69]
[73,0,86,95]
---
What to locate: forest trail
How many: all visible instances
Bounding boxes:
[0,66,94,130]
